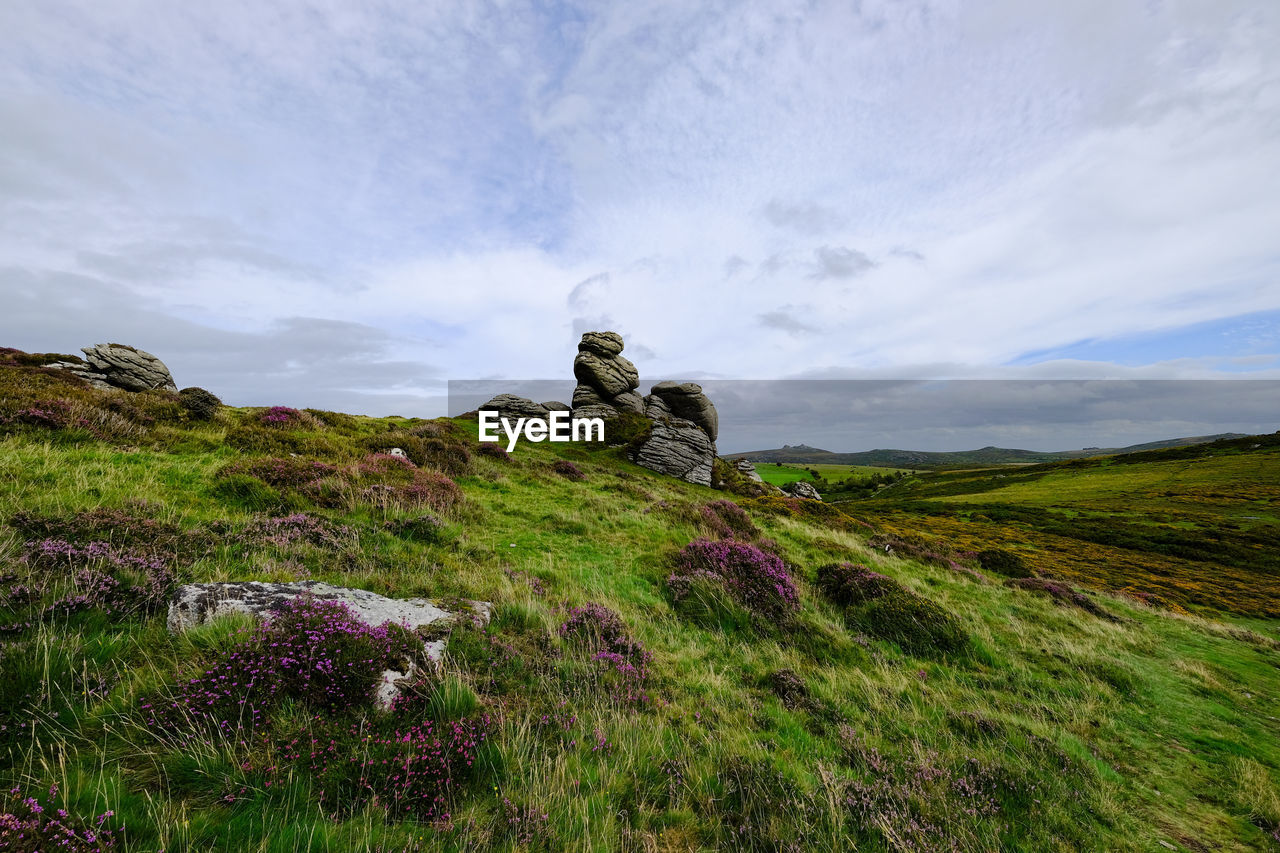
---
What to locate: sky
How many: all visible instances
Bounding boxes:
[2,0,1278,446]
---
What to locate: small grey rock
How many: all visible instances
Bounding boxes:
[734,459,764,483]
[480,393,549,421]
[783,480,822,500]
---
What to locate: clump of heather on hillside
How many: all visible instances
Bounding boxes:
[271,714,493,822]
[552,459,587,481]
[257,405,306,426]
[697,499,761,540]
[239,512,355,550]
[816,562,969,657]
[146,596,421,733]
[559,603,652,705]
[668,538,799,623]
[0,783,119,851]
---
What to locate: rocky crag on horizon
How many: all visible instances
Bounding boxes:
[485,331,725,487]
[44,343,177,393]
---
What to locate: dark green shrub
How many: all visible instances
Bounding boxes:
[179,386,222,421]
[419,436,472,476]
[208,474,287,512]
[475,441,510,460]
[766,668,810,709]
[605,410,652,447]
[852,589,969,657]
[976,548,1032,578]
[552,459,586,481]
[384,513,450,545]
[816,562,901,606]
[817,563,968,657]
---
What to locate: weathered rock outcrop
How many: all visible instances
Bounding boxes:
[734,459,763,483]
[47,343,177,392]
[783,480,822,500]
[480,393,549,421]
[629,419,716,486]
[570,331,641,419]
[626,381,718,487]
[167,581,490,708]
[648,381,718,441]
[481,330,723,488]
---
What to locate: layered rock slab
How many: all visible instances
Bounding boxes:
[47,343,177,392]
[648,381,718,441]
[629,419,715,487]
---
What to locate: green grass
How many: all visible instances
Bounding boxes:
[755,462,912,487]
[838,440,1280,617]
[2,362,1279,851]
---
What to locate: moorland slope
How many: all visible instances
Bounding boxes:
[1,349,1278,852]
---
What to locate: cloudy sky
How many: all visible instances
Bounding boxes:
[2,0,1278,437]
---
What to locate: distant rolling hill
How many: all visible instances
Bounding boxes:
[725,433,1251,467]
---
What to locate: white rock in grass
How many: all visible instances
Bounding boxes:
[167,580,489,708]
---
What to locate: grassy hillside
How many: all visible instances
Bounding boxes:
[1,352,1279,851]
[756,464,915,489]
[836,435,1280,618]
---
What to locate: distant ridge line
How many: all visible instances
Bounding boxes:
[724,433,1251,467]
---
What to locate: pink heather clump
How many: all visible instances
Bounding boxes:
[8,399,73,430]
[552,460,587,482]
[145,596,421,733]
[224,457,339,489]
[240,513,354,550]
[21,538,175,616]
[559,603,652,706]
[668,538,799,621]
[558,602,627,646]
[357,453,417,475]
[0,784,118,850]
[271,715,492,821]
[697,499,759,540]
[815,562,899,607]
[258,406,304,425]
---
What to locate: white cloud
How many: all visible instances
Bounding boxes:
[0,0,1277,417]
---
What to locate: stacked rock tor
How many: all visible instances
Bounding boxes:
[571,331,643,419]
[46,343,178,392]
[478,330,725,487]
